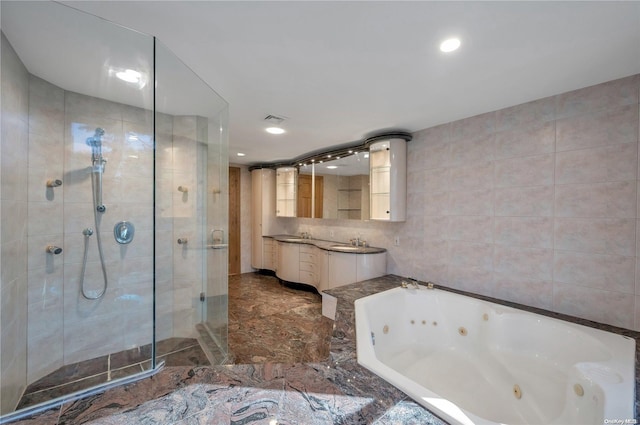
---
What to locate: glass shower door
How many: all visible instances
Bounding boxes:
[155,41,229,366]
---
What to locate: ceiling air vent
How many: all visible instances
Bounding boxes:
[264,114,286,125]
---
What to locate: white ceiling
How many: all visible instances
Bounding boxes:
[5,1,640,166]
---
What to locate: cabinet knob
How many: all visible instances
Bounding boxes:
[386,210,390,214]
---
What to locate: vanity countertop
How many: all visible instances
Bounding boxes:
[267,234,386,254]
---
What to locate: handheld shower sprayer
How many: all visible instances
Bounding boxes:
[86,128,106,170]
[86,128,107,213]
[80,128,109,300]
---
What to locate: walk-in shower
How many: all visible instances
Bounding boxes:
[0,1,229,421]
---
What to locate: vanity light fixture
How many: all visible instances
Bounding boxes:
[440,38,461,53]
[248,131,411,174]
[266,127,285,135]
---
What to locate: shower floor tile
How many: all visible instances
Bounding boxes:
[16,337,209,411]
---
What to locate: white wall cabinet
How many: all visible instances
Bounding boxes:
[369,138,407,222]
[251,169,278,269]
[276,167,297,217]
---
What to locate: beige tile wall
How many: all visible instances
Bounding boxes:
[1,32,29,415]
[281,74,640,331]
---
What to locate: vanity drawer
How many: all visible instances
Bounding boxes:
[299,245,315,254]
[300,252,315,263]
[299,270,315,285]
[299,261,315,272]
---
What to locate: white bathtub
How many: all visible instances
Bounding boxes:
[355,286,636,425]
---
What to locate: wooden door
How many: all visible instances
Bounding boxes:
[297,174,323,218]
[228,167,241,275]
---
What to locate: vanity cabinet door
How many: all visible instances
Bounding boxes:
[356,252,386,281]
[276,242,299,282]
[327,251,357,289]
[317,250,330,291]
[262,237,276,271]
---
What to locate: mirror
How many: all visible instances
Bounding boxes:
[297,152,370,220]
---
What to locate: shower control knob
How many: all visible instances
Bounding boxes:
[96,205,106,213]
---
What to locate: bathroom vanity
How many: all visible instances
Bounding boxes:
[264,235,386,292]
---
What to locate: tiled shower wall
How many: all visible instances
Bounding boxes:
[1,33,29,414]
[22,77,207,384]
[26,75,156,381]
[283,74,640,331]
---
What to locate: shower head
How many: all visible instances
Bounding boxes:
[86,128,105,148]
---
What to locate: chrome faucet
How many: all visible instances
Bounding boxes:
[350,236,367,247]
[300,231,311,239]
[401,277,419,289]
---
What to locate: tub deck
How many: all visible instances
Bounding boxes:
[327,275,640,423]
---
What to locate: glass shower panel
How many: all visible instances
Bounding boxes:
[155,41,229,365]
[1,1,155,416]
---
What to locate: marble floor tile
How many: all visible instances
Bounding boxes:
[228,273,333,364]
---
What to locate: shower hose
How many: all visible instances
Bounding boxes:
[79,169,108,299]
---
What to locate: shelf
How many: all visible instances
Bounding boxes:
[338,208,361,211]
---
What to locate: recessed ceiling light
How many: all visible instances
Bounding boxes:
[440,38,461,53]
[236,152,246,157]
[266,127,285,135]
[326,165,338,169]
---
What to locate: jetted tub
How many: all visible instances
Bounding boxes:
[355,285,636,425]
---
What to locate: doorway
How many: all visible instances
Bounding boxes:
[228,167,241,275]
